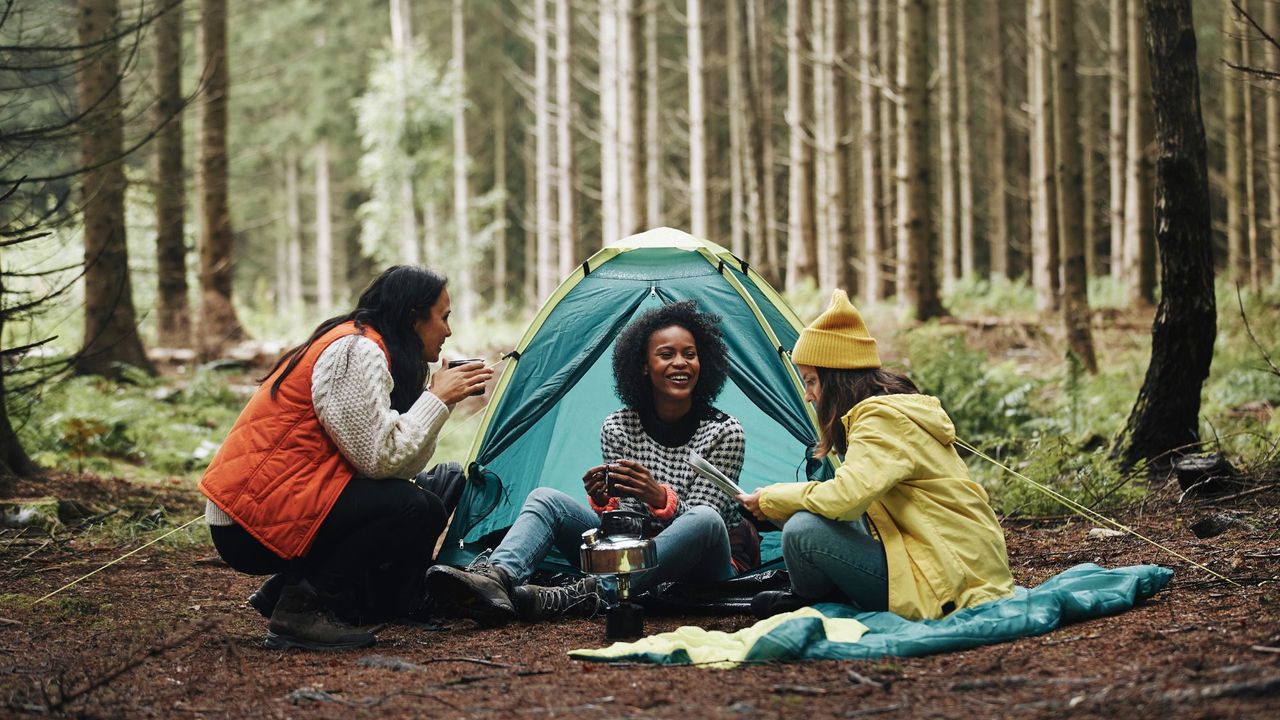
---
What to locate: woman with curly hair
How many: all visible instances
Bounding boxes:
[426,300,755,625]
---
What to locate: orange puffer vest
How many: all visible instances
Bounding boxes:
[199,322,388,559]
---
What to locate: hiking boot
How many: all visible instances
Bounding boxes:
[512,576,604,622]
[248,573,288,618]
[264,580,376,651]
[750,590,816,620]
[423,560,516,628]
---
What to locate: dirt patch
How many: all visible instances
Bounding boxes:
[1,481,1278,718]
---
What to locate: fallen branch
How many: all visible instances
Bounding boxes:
[950,675,1098,691]
[845,704,906,717]
[1197,483,1278,505]
[770,684,827,696]
[846,669,885,689]
[41,620,219,712]
[1163,675,1280,701]
[416,656,515,669]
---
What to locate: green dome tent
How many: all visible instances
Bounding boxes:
[440,228,831,571]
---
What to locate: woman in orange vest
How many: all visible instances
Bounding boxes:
[200,265,492,650]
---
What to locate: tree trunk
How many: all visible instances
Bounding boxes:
[494,97,508,310]
[728,0,746,255]
[1240,5,1261,291]
[556,0,577,272]
[1006,0,1032,279]
[1052,0,1099,373]
[688,0,708,238]
[811,0,830,287]
[1115,0,1216,472]
[1109,0,1128,278]
[1124,0,1156,306]
[786,0,815,290]
[938,0,959,290]
[956,0,975,280]
[0,271,37,481]
[275,186,288,312]
[987,0,1011,280]
[628,0,645,232]
[1267,0,1280,284]
[1029,0,1060,312]
[154,0,189,348]
[314,140,333,315]
[422,197,439,267]
[644,3,662,228]
[618,0,641,237]
[1223,2,1247,287]
[284,151,303,313]
[858,0,885,303]
[390,0,418,265]
[1082,68,1099,277]
[599,0,620,245]
[535,0,554,298]
[827,0,851,294]
[523,133,537,307]
[745,0,778,282]
[879,0,897,296]
[897,0,944,320]
[75,0,156,375]
[452,0,474,322]
[196,0,246,356]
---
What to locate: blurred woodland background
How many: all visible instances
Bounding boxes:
[0,0,1277,512]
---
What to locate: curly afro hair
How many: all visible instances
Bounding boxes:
[611,300,730,411]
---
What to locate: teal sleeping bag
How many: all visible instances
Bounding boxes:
[571,564,1174,665]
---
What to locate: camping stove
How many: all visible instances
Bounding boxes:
[580,510,657,639]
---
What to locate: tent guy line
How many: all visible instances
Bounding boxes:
[34,515,204,604]
[956,439,1240,588]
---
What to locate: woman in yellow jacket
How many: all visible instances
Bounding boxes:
[740,290,1014,620]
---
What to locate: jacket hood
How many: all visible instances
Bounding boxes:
[843,394,956,446]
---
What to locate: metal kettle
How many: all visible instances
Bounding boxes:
[580,510,657,638]
[580,510,658,575]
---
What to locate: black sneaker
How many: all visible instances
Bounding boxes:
[248,573,288,618]
[265,581,376,651]
[424,560,516,628]
[512,576,604,622]
[750,590,815,620]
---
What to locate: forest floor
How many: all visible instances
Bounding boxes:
[1,471,1278,719]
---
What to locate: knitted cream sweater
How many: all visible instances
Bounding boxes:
[205,335,450,526]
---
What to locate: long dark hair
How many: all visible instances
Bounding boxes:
[813,367,919,457]
[611,300,730,411]
[262,265,448,412]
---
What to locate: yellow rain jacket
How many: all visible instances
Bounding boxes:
[758,394,1014,620]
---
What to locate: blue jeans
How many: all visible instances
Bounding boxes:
[489,487,734,594]
[782,511,889,611]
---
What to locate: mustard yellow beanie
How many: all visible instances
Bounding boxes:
[791,290,881,369]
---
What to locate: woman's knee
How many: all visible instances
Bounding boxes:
[525,486,574,509]
[681,505,730,542]
[781,511,828,551]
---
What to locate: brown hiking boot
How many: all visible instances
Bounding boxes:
[512,576,604,622]
[264,580,376,651]
[248,573,287,618]
[424,560,516,628]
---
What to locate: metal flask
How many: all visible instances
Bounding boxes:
[580,510,657,639]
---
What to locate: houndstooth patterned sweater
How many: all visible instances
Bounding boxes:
[600,405,746,529]
[205,335,450,526]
